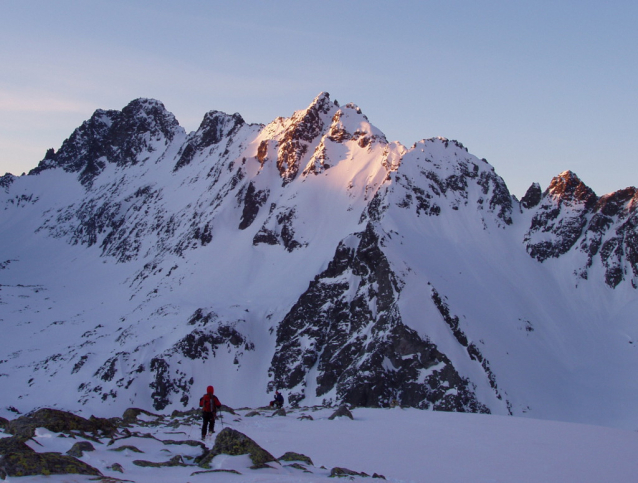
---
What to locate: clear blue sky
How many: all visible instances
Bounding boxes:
[1,0,636,197]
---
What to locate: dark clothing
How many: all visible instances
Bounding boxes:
[270,392,284,408]
[202,410,215,437]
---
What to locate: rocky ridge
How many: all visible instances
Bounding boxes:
[1,93,637,427]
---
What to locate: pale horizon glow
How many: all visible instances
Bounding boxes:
[1,0,636,198]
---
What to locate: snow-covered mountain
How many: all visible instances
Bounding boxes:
[1,93,637,429]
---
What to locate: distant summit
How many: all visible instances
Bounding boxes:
[1,93,637,429]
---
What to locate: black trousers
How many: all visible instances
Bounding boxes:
[202,411,215,437]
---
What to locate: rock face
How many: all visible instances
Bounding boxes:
[524,171,638,287]
[269,223,489,413]
[30,98,182,186]
[1,93,637,425]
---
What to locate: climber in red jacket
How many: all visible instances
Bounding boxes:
[199,385,222,439]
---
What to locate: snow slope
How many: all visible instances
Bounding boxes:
[3,407,637,483]
[1,93,637,430]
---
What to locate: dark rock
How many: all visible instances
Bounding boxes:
[109,445,144,453]
[276,92,333,183]
[238,182,269,230]
[279,451,314,466]
[329,406,353,420]
[7,408,117,439]
[244,411,261,417]
[269,223,489,412]
[121,407,162,424]
[271,408,286,417]
[330,466,369,478]
[525,171,597,262]
[0,436,33,456]
[0,174,14,190]
[107,462,124,473]
[0,436,102,479]
[31,98,181,185]
[288,462,312,472]
[133,455,186,467]
[174,111,245,172]
[219,404,237,415]
[521,182,542,209]
[253,207,305,251]
[204,427,277,469]
[191,468,242,475]
[66,441,95,457]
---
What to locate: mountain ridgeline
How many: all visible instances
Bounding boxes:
[1,93,637,429]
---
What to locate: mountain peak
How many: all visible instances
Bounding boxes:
[520,182,542,209]
[275,92,339,182]
[546,170,597,208]
[28,98,183,185]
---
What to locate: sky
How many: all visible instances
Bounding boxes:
[1,0,636,198]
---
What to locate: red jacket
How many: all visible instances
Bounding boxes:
[200,393,221,413]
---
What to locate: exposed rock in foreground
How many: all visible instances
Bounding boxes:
[0,406,385,480]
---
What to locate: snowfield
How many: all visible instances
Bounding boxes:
[2,406,637,483]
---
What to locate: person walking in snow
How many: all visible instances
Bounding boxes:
[199,385,221,440]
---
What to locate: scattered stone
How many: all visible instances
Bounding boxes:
[107,462,124,473]
[7,408,117,438]
[288,462,312,472]
[98,478,134,483]
[133,455,186,468]
[330,466,369,478]
[109,445,144,453]
[161,439,206,451]
[191,468,242,476]
[219,404,237,415]
[279,451,314,466]
[271,408,286,417]
[329,406,354,420]
[170,408,200,419]
[203,427,277,469]
[122,408,162,425]
[298,414,314,421]
[244,411,261,417]
[66,441,95,457]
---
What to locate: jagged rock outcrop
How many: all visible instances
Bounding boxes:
[269,223,489,412]
[520,182,542,209]
[30,98,183,186]
[276,92,334,183]
[524,171,598,261]
[174,111,246,172]
[523,171,638,287]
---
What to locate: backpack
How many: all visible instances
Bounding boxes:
[200,394,219,413]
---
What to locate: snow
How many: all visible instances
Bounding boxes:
[3,407,637,483]
[1,92,638,436]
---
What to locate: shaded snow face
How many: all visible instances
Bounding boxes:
[1,93,637,430]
